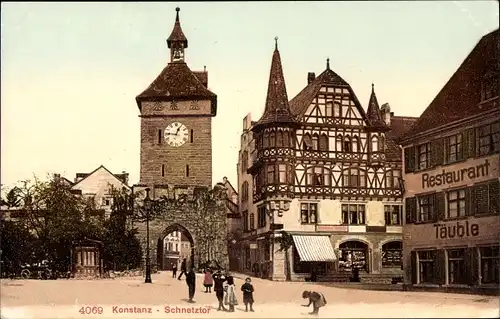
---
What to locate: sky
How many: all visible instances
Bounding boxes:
[1,1,499,191]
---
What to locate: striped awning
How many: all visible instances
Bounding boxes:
[292,235,336,262]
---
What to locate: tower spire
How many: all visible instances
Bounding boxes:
[327,57,330,70]
[167,7,188,62]
[367,82,388,129]
[254,38,297,129]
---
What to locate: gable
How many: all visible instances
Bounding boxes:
[71,167,129,197]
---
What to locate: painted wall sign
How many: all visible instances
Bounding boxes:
[422,159,490,189]
[434,220,479,239]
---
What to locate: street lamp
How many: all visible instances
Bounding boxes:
[143,188,153,284]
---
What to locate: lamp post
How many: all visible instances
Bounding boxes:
[265,198,291,280]
[143,188,153,284]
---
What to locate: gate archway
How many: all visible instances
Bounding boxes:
[157,223,195,271]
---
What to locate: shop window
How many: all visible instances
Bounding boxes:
[444,134,463,164]
[447,189,466,218]
[293,245,313,274]
[418,250,436,284]
[418,194,435,222]
[478,122,500,156]
[339,241,368,271]
[300,203,317,224]
[341,204,365,225]
[480,245,500,284]
[447,248,466,285]
[384,205,402,225]
[382,241,402,267]
[417,143,431,170]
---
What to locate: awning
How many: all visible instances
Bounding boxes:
[292,235,336,262]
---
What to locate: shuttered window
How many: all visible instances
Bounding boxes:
[404,146,416,173]
[470,180,500,215]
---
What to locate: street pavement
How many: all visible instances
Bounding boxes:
[1,272,498,318]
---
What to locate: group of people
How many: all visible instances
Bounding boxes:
[171,258,327,315]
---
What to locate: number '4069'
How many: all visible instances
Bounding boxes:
[79,306,103,315]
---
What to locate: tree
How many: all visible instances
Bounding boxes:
[0,220,39,275]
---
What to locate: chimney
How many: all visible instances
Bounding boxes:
[308,72,315,85]
[381,103,392,125]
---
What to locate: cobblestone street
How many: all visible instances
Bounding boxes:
[1,272,498,318]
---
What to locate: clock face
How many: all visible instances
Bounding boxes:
[164,122,188,147]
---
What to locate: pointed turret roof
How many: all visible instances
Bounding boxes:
[254,38,297,130]
[167,7,188,48]
[366,83,389,130]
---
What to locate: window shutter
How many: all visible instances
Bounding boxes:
[443,137,450,163]
[430,139,444,167]
[475,184,489,214]
[436,250,446,285]
[489,180,499,214]
[465,187,472,216]
[410,251,417,285]
[404,146,416,173]
[405,197,417,224]
[435,192,446,221]
[468,186,476,216]
[459,132,466,161]
[465,128,476,158]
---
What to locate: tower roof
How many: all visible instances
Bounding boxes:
[254,38,298,130]
[366,83,390,130]
[167,7,188,48]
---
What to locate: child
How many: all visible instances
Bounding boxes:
[302,290,327,315]
[212,270,227,311]
[223,275,238,312]
[203,268,213,293]
[241,277,255,312]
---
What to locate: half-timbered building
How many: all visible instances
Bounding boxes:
[400,29,499,295]
[236,38,418,282]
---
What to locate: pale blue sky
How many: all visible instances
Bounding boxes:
[1,1,498,189]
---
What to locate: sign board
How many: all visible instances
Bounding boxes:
[249,243,257,250]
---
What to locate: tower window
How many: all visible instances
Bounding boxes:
[158,129,162,144]
[190,129,194,143]
[161,164,165,177]
[186,164,190,177]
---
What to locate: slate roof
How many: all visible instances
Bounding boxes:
[167,7,188,48]
[366,84,390,130]
[385,116,419,161]
[254,39,298,129]
[402,28,499,141]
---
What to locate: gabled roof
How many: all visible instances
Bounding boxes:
[167,7,188,49]
[71,165,131,189]
[289,62,371,127]
[135,62,217,112]
[366,84,390,130]
[402,29,499,141]
[254,39,297,129]
[384,116,418,161]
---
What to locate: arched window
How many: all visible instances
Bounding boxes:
[371,136,379,152]
[303,133,312,150]
[319,134,328,151]
[382,241,402,268]
[283,130,290,147]
[352,136,359,153]
[307,167,330,186]
[312,134,319,150]
[378,136,385,152]
[343,168,359,187]
[269,131,276,147]
[277,130,284,147]
[336,135,343,152]
[343,136,352,152]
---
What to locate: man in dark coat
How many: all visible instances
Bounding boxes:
[185,267,196,303]
[177,258,187,280]
[212,270,227,311]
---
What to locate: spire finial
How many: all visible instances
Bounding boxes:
[274,36,279,50]
[326,57,330,70]
[175,7,180,22]
[372,82,375,92]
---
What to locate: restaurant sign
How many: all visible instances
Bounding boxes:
[422,159,490,189]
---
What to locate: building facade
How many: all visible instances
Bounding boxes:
[132,8,227,270]
[400,29,499,294]
[236,39,417,282]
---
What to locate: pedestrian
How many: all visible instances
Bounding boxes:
[185,267,196,303]
[177,258,187,280]
[172,262,177,278]
[203,268,213,293]
[212,270,227,311]
[223,275,238,312]
[301,290,327,315]
[241,277,255,312]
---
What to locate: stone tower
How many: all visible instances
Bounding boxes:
[136,7,217,189]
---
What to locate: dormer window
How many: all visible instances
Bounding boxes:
[481,71,498,102]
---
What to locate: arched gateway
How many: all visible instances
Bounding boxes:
[132,185,229,272]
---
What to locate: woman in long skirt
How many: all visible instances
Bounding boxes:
[223,275,238,312]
